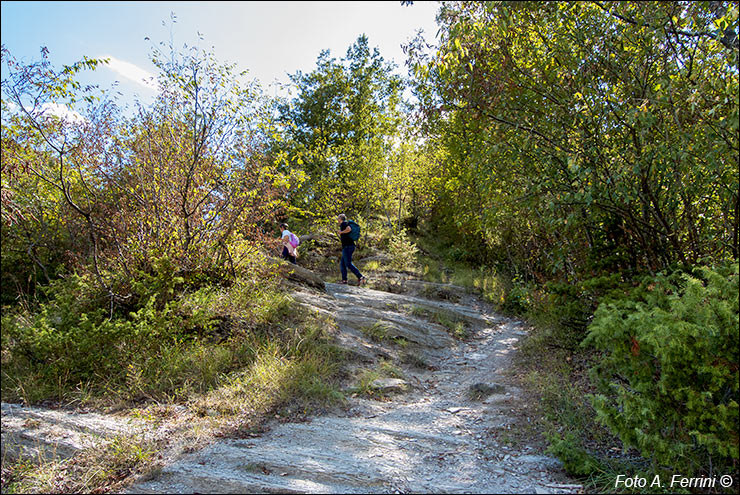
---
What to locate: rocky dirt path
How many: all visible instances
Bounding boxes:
[124,279,580,494]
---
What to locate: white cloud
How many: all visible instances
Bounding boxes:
[102,55,158,91]
[2,101,84,124]
[40,102,85,123]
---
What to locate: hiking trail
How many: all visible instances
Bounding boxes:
[2,275,581,494]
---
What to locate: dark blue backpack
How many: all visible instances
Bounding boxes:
[347,220,361,241]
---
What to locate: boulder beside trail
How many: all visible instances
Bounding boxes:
[369,378,408,394]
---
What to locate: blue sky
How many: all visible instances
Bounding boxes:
[1,1,441,108]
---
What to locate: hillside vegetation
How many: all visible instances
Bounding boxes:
[2,1,738,493]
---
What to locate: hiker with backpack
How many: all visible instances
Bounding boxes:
[280,223,300,264]
[337,214,366,286]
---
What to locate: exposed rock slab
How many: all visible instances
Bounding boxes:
[0,403,142,462]
[127,283,577,494]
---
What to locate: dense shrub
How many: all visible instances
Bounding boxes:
[387,229,420,272]
[500,276,532,316]
[2,273,198,401]
[0,249,289,404]
[545,432,602,477]
[583,263,739,477]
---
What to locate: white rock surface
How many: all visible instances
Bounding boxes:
[127,281,574,494]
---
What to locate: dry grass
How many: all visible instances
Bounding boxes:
[2,434,161,494]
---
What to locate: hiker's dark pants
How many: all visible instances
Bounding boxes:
[340,245,362,281]
[282,246,296,264]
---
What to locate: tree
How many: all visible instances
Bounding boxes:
[1,45,115,303]
[407,1,739,279]
[109,40,287,281]
[1,40,292,307]
[278,35,404,221]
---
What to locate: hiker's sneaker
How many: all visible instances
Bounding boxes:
[339,280,348,284]
[358,277,367,286]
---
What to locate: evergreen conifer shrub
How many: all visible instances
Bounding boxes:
[583,263,739,477]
